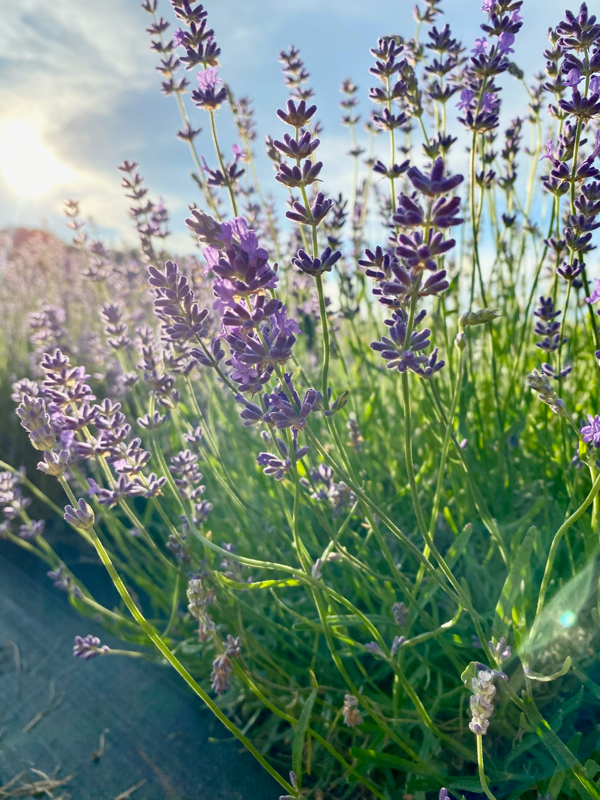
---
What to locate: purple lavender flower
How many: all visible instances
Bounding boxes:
[273,130,320,160]
[286,192,334,227]
[18,519,45,540]
[371,309,444,378]
[557,258,585,282]
[47,565,71,592]
[257,432,308,481]
[265,378,320,430]
[581,414,600,447]
[191,68,227,109]
[211,653,233,695]
[534,296,563,352]
[64,498,95,531]
[586,277,600,304]
[275,160,323,188]
[37,450,70,478]
[73,634,109,660]
[292,247,341,277]
[406,157,464,197]
[391,635,406,655]
[277,99,317,128]
[396,230,457,271]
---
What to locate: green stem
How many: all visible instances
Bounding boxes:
[315,274,331,409]
[477,734,498,800]
[209,109,238,217]
[534,470,600,622]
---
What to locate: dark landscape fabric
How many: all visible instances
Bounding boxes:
[0,556,278,799]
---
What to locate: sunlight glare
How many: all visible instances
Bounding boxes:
[0,120,75,197]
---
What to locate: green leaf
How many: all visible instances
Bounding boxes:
[363,392,376,425]
[292,687,317,789]
[525,656,572,682]
[493,525,536,643]
[460,661,478,688]
[350,748,443,778]
[585,760,600,781]
[520,691,600,799]
[572,663,600,699]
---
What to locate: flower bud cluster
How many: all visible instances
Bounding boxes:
[0,471,44,543]
[469,668,499,735]
[187,576,217,641]
[73,634,110,660]
[371,308,445,379]
[170,449,212,525]
[300,464,356,517]
[118,161,170,260]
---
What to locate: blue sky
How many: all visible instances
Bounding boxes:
[0,0,575,251]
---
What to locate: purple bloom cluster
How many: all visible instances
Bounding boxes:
[368,38,411,180]
[360,157,463,378]
[371,308,444,378]
[457,0,524,132]
[17,348,166,509]
[424,24,464,119]
[73,634,110,660]
[279,45,315,103]
[301,464,356,517]
[119,161,170,259]
[0,471,45,543]
[185,212,308,398]
[170,449,212,525]
[257,432,309,481]
[534,296,564,354]
[192,67,227,110]
[47,564,75,593]
[581,413,600,447]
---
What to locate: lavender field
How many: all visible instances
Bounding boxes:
[1,0,600,798]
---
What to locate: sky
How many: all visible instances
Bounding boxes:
[0,0,576,252]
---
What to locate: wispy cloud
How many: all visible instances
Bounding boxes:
[0,0,578,247]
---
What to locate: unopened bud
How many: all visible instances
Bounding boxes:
[455,331,466,350]
[459,308,501,329]
[64,499,95,531]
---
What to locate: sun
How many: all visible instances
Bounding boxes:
[0,119,75,198]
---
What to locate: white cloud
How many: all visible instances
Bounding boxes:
[0,0,153,132]
[0,0,586,247]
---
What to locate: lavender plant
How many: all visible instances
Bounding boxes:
[3,0,600,798]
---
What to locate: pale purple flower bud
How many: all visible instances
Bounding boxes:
[73,634,109,660]
[64,498,95,531]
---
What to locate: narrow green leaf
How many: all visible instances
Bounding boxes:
[292,687,317,789]
[493,525,536,642]
[521,691,600,799]
[525,656,572,683]
[350,748,443,778]
[585,760,600,781]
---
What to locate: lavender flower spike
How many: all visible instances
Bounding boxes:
[469,669,497,735]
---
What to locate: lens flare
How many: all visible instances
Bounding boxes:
[0,119,75,197]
